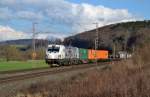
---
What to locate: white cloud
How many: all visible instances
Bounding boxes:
[16,11,43,20]
[43,2,137,32]
[67,3,136,32]
[35,32,68,41]
[0,0,139,40]
[0,25,68,41]
[0,25,30,41]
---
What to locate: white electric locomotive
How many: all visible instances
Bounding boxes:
[45,44,79,66]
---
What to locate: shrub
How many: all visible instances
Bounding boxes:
[132,43,150,69]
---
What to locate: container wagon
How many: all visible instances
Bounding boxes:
[79,48,88,63]
[88,49,109,62]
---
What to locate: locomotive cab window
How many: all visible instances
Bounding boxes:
[48,47,60,53]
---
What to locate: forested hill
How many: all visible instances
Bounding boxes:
[0,20,150,52]
[64,20,150,51]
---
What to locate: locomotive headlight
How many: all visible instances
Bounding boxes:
[46,53,50,58]
[58,55,61,58]
[45,54,48,58]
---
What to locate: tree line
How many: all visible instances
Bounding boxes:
[0,45,45,61]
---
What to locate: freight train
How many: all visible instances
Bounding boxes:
[45,44,109,66]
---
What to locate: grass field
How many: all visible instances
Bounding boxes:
[0,60,48,72]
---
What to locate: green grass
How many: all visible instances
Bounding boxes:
[0,60,49,72]
[10,44,27,48]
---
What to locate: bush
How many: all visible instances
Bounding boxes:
[0,45,24,61]
[0,45,46,61]
[36,49,45,60]
[132,43,150,68]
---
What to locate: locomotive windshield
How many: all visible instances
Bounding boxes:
[48,47,60,52]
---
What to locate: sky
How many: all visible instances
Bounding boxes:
[0,0,149,41]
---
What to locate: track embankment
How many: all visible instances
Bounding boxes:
[0,62,112,84]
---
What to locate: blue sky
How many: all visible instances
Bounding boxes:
[0,0,149,41]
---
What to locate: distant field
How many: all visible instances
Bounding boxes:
[0,60,48,72]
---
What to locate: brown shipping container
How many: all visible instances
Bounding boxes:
[88,49,108,60]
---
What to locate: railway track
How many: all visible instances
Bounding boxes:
[0,67,50,74]
[0,62,111,84]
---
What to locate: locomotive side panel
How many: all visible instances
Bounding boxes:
[64,46,79,64]
[65,47,79,59]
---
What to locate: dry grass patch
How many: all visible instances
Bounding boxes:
[15,60,150,97]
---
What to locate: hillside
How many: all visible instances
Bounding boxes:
[0,39,33,46]
[0,20,150,52]
[64,20,150,51]
[0,38,62,49]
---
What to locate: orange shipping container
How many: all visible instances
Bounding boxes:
[88,49,96,59]
[97,50,108,59]
[88,49,108,60]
